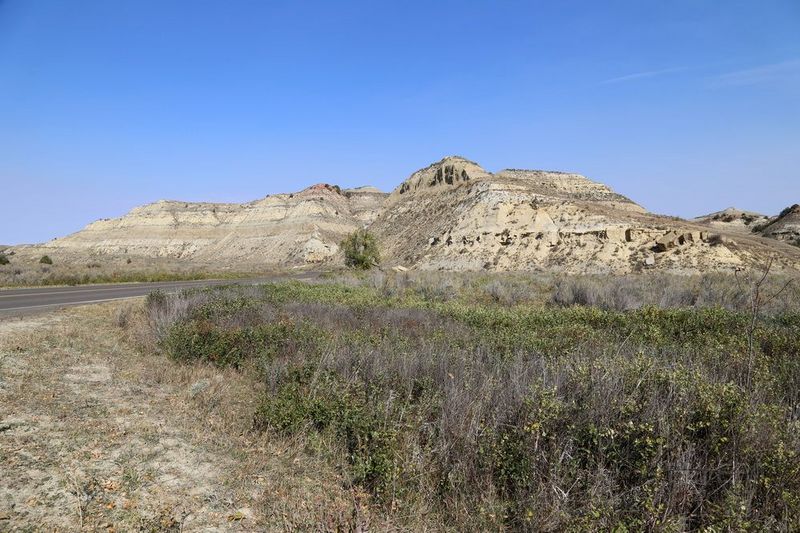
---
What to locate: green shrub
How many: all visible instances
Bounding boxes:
[163,320,258,368]
[39,255,53,265]
[137,281,800,530]
[341,229,380,269]
[159,314,323,369]
[778,204,799,218]
[256,366,414,503]
[0,253,9,265]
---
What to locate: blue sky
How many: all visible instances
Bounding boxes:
[1,0,799,244]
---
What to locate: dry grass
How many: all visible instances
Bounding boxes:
[4,266,799,530]
[0,254,264,288]
[0,302,379,531]
[327,268,800,313]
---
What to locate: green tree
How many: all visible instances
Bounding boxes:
[0,253,9,265]
[39,255,53,265]
[341,229,380,269]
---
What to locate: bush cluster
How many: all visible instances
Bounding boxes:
[341,229,380,269]
[138,281,800,530]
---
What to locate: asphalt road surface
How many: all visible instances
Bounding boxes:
[0,277,299,318]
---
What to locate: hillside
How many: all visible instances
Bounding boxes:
[6,157,800,275]
[695,204,800,249]
[693,207,770,233]
[371,157,799,274]
[759,204,800,245]
[11,184,386,267]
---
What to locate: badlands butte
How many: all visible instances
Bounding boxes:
[8,156,800,274]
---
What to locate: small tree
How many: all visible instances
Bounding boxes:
[0,253,9,265]
[735,257,794,387]
[39,255,53,265]
[341,229,380,269]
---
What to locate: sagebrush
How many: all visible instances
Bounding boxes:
[134,275,800,531]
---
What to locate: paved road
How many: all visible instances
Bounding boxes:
[0,278,291,318]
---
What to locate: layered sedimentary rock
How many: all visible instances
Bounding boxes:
[23,184,386,266]
[370,157,799,273]
[8,156,800,273]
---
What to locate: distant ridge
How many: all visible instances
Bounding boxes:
[694,205,800,248]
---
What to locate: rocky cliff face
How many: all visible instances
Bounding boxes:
[371,157,797,273]
[9,157,800,274]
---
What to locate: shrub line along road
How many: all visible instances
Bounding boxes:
[0,274,317,318]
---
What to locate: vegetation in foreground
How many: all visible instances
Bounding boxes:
[132,272,800,531]
[1,303,366,530]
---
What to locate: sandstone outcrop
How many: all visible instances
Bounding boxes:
[8,157,800,274]
[12,184,386,268]
[369,156,796,274]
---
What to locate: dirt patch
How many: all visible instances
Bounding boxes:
[0,302,364,531]
[0,314,63,336]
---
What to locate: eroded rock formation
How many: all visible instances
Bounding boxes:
[370,157,797,273]
[8,156,800,274]
[12,184,386,268]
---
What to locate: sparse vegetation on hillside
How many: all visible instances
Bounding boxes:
[754,204,800,238]
[133,272,800,531]
[779,204,800,218]
[341,229,380,269]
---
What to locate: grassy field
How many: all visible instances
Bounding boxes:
[128,271,800,531]
[0,255,266,287]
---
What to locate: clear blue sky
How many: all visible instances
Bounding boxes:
[1,1,799,244]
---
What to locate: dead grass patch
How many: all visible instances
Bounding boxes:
[0,301,376,531]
